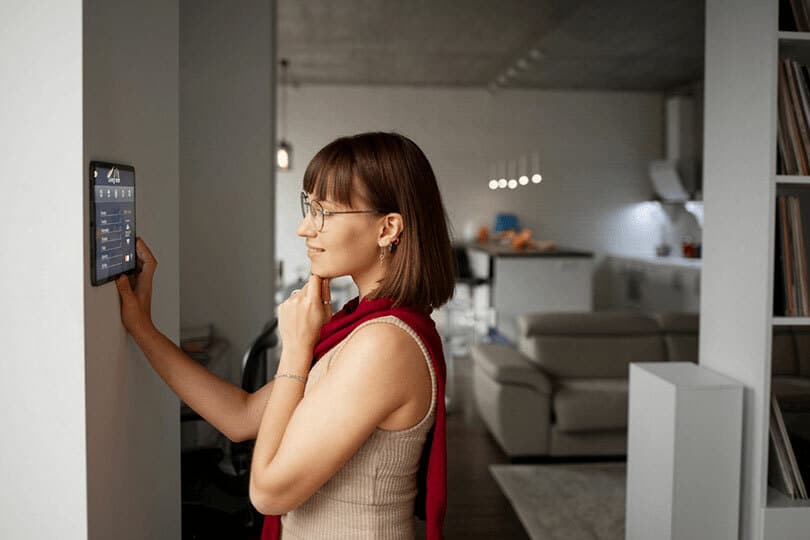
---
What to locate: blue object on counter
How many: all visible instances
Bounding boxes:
[481,326,515,346]
[494,213,519,232]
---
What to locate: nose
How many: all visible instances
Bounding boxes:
[296,214,316,238]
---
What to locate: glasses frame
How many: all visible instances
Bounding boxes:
[300,191,382,231]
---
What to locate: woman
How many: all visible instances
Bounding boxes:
[115,132,455,539]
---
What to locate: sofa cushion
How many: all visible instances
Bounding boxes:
[471,343,552,394]
[518,312,660,336]
[772,328,798,376]
[520,334,666,378]
[516,312,665,378]
[553,378,628,432]
[654,312,699,363]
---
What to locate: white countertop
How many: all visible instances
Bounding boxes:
[608,253,702,269]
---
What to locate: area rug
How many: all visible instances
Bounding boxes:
[489,462,626,540]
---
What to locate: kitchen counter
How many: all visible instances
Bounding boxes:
[469,242,594,258]
[465,242,594,342]
[608,253,702,269]
[604,254,701,313]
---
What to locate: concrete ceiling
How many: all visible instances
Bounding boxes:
[278,0,705,92]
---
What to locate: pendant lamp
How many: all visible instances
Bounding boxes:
[277,58,292,171]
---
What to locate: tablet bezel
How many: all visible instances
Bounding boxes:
[89,160,137,287]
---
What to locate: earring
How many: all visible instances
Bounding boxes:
[379,245,387,264]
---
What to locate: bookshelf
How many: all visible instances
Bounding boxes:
[703,1,810,538]
[776,174,810,184]
[773,316,810,325]
[780,31,810,41]
[770,14,810,540]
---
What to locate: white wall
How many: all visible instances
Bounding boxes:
[83,0,181,538]
[180,0,276,385]
[275,85,695,301]
[0,2,86,538]
[1,1,181,538]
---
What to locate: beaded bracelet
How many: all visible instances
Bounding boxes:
[274,372,307,384]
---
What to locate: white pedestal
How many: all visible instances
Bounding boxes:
[626,362,743,540]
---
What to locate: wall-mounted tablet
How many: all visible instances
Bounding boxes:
[90,161,136,286]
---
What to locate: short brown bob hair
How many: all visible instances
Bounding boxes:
[303,132,455,309]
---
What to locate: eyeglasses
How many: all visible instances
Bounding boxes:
[300,191,381,231]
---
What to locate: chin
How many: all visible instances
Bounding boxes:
[307,263,333,279]
[310,265,351,281]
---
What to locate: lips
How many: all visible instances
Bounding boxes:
[306,245,325,253]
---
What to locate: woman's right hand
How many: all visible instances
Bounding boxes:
[115,237,157,337]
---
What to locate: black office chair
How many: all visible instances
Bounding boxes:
[181,318,279,540]
[453,245,490,290]
[449,245,491,330]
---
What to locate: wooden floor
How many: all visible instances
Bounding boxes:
[415,354,530,540]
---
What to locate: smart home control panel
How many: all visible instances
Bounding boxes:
[90,161,136,286]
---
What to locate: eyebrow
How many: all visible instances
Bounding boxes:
[312,195,341,208]
[305,190,350,210]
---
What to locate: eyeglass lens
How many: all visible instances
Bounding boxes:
[300,193,324,230]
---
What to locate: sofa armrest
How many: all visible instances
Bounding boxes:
[471,343,552,394]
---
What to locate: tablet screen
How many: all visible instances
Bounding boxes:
[90,162,136,285]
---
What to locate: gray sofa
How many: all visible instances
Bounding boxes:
[471,311,699,458]
[473,311,810,458]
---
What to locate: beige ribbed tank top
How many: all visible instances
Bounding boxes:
[280,315,438,540]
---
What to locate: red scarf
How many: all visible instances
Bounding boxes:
[261,295,447,539]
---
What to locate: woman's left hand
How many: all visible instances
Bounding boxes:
[278,272,332,363]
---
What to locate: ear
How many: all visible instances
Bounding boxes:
[377,212,404,247]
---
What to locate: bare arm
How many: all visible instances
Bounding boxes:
[132,324,273,443]
[116,238,272,443]
[250,323,419,515]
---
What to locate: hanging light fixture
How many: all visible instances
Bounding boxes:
[531,151,543,183]
[518,154,529,185]
[276,58,293,171]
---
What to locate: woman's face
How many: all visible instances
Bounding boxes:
[296,191,381,280]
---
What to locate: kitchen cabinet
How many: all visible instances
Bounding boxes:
[469,243,595,342]
[606,254,701,313]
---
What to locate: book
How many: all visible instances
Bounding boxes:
[782,411,810,493]
[790,0,807,32]
[773,394,808,498]
[799,0,810,32]
[775,197,788,316]
[770,405,797,498]
[791,196,810,314]
[783,58,809,175]
[781,0,801,31]
[789,197,802,315]
[778,57,800,174]
[787,59,810,175]
[779,195,797,316]
[778,109,789,174]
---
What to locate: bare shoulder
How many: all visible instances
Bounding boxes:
[336,318,426,370]
[327,319,431,405]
